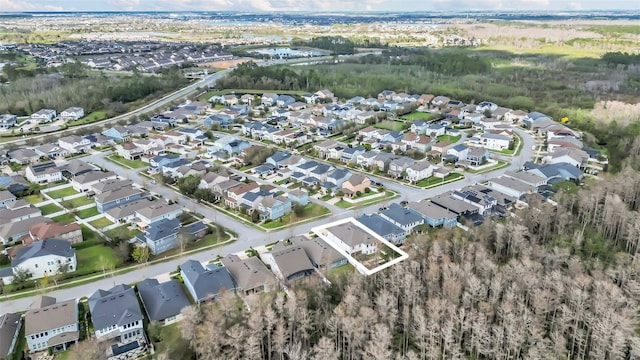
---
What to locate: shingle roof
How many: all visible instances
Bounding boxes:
[180,260,235,302]
[12,239,75,267]
[380,203,423,226]
[221,254,276,292]
[137,279,191,322]
[326,222,375,248]
[25,298,77,340]
[88,284,144,331]
[145,218,180,241]
[95,187,143,204]
[136,203,182,222]
[290,235,345,267]
[0,313,21,357]
[28,222,80,241]
[265,245,315,280]
[357,214,405,238]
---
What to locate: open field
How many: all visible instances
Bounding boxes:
[401,112,434,121]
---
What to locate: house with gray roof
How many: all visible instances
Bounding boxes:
[180,260,236,304]
[357,214,407,245]
[0,190,16,209]
[260,244,316,284]
[70,170,118,192]
[135,203,183,227]
[407,200,457,228]
[489,176,537,199]
[1,239,76,285]
[221,254,278,296]
[323,222,377,256]
[89,284,146,355]
[25,297,78,353]
[7,148,39,165]
[136,218,181,255]
[89,178,133,195]
[431,193,480,217]
[524,162,584,185]
[0,312,21,358]
[379,203,424,233]
[137,278,191,325]
[289,235,348,269]
[95,187,145,213]
[104,199,154,224]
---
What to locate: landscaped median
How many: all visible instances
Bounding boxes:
[416,172,464,188]
[335,190,398,209]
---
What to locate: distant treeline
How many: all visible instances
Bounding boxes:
[602,51,640,65]
[291,36,357,55]
[355,48,492,75]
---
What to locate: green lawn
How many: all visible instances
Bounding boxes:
[436,135,462,143]
[374,120,405,132]
[401,112,433,121]
[89,217,113,229]
[51,212,76,223]
[76,206,99,219]
[416,173,464,188]
[151,230,231,259]
[60,196,94,208]
[336,191,398,209]
[38,203,63,215]
[46,187,79,199]
[490,133,522,156]
[67,111,107,126]
[22,193,45,204]
[105,226,142,241]
[106,154,147,169]
[80,225,103,243]
[76,244,121,274]
[262,203,331,229]
[466,160,509,174]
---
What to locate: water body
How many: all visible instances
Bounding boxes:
[248,47,330,58]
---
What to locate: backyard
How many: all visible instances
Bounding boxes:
[89,217,113,229]
[401,112,434,121]
[262,203,330,229]
[105,226,142,242]
[22,193,45,204]
[374,120,408,132]
[60,196,94,208]
[52,213,76,223]
[106,154,147,169]
[46,187,78,199]
[436,134,462,143]
[76,206,100,219]
[38,203,62,216]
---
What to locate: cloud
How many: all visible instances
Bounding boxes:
[149,0,394,12]
[107,0,141,11]
[429,0,550,10]
[0,0,64,11]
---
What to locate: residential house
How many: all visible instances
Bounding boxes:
[198,172,229,190]
[545,148,588,168]
[523,111,553,128]
[380,203,424,233]
[418,94,435,106]
[58,159,95,177]
[261,93,279,106]
[451,188,497,216]
[0,190,16,209]
[115,143,143,160]
[0,312,21,358]
[30,109,56,123]
[342,174,371,197]
[388,157,415,178]
[28,222,83,245]
[102,126,131,142]
[325,169,352,189]
[257,196,292,221]
[89,284,146,353]
[135,203,182,228]
[136,218,180,255]
[59,107,84,121]
[104,199,154,224]
[407,201,457,228]
[405,160,435,182]
[1,239,76,285]
[180,260,236,304]
[447,144,469,160]
[341,147,365,164]
[313,139,339,158]
[225,182,260,209]
[223,94,238,106]
[24,297,78,353]
[221,254,278,295]
[25,162,62,183]
[524,162,584,185]
[431,141,452,154]
[466,148,490,166]
[34,144,68,159]
[261,244,316,283]
[410,120,430,135]
[149,154,180,173]
[503,170,547,187]
[315,89,334,100]
[137,279,191,325]
[489,176,536,199]
[289,235,347,269]
[89,178,132,195]
[240,94,255,104]
[150,114,177,126]
[95,187,145,213]
[371,152,396,172]
[287,189,309,206]
[504,109,528,124]
[432,96,450,107]
[204,114,233,129]
[378,90,396,100]
[276,95,296,108]
[480,133,511,150]
[0,114,17,128]
[357,214,407,245]
[7,148,39,165]
[323,222,377,255]
[57,136,91,154]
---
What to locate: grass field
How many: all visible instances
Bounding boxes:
[106,154,147,169]
[75,244,121,274]
[374,120,407,132]
[52,213,76,223]
[22,194,45,204]
[61,196,94,209]
[105,226,142,241]
[89,217,113,229]
[436,135,462,143]
[466,160,509,174]
[416,173,464,188]
[401,112,433,121]
[335,191,398,209]
[46,187,79,199]
[67,111,107,126]
[262,203,330,229]
[76,206,99,219]
[38,203,63,215]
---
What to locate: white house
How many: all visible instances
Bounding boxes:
[58,135,91,154]
[1,239,76,285]
[59,107,84,121]
[30,109,57,123]
[480,133,511,151]
[25,162,63,184]
[323,222,377,255]
[405,160,435,182]
[134,203,183,227]
[25,297,78,353]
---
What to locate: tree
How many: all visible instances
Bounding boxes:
[178,175,201,196]
[251,209,260,223]
[11,268,32,286]
[148,320,164,342]
[132,246,150,264]
[293,203,305,217]
[114,241,132,264]
[178,228,195,254]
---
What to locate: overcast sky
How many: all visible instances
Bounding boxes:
[1,0,638,12]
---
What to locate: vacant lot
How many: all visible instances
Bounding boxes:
[262,203,330,229]
[75,244,121,275]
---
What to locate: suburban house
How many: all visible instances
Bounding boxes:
[59,107,84,121]
[136,218,181,255]
[137,278,191,325]
[545,148,589,168]
[261,93,279,106]
[95,187,145,213]
[524,162,584,184]
[261,244,316,283]
[102,126,131,142]
[0,190,16,209]
[25,297,78,353]
[89,178,132,195]
[0,312,21,358]
[342,174,371,197]
[1,239,76,285]
[388,157,415,178]
[379,203,424,233]
[89,284,146,356]
[34,144,69,159]
[447,144,469,161]
[221,254,278,296]
[489,176,537,199]
[480,133,511,150]
[135,203,182,228]
[28,222,83,244]
[256,196,292,221]
[407,201,458,228]
[58,159,95,177]
[357,214,407,245]
[70,170,118,192]
[323,222,377,255]
[30,109,56,123]
[289,235,347,269]
[58,135,91,154]
[503,171,547,187]
[149,154,180,173]
[104,199,154,224]
[115,143,144,160]
[466,147,490,166]
[180,260,236,304]
[25,162,62,184]
[0,114,17,128]
[7,148,39,165]
[405,160,435,182]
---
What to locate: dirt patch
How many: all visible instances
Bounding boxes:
[198,58,256,69]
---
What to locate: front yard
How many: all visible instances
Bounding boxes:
[106,154,147,169]
[416,173,464,188]
[262,203,331,229]
[46,187,79,199]
[436,134,462,143]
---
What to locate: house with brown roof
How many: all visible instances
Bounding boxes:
[25,297,78,353]
[341,174,371,197]
[260,244,316,284]
[224,182,259,209]
[221,254,278,295]
[28,222,82,245]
